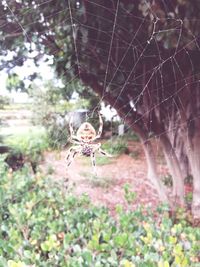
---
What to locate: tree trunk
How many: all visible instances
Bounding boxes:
[187,124,200,221]
[190,147,200,221]
[160,134,185,206]
[170,129,190,179]
[141,139,169,203]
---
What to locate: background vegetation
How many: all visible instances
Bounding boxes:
[0,156,199,267]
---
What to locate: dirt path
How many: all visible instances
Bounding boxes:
[41,143,166,215]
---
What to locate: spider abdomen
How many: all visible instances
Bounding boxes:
[81,145,93,157]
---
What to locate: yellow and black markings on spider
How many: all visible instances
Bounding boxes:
[65,113,112,176]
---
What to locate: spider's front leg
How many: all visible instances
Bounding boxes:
[94,112,103,140]
[65,146,80,168]
[68,116,80,143]
[69,115,75,136]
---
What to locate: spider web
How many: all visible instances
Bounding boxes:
[1,0,200,170]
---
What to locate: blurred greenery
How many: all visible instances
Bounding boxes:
[95,156,114,166]
[4,128,49,172]
[29,79,100,149]
[0,95,10,110]
[0,156,199,266]
[80,171,115,189]
[6,73,26,93]
[102,137,129,156]
[81,155,114,167]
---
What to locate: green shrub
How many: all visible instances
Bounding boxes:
[5,129,49,171]
[0,156,199,267]
[42,112,69,149]
[102,137,129,156]
[125,130,140,142]
[0,95,10,109]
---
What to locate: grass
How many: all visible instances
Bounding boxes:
[1,103,32,110]
[46,165,55,175]
[129,150,140,159]
[1,125,43,137]
[5,127,48,148]
[96,156,114,165]
[102,137,129,156]
[80,171,115,188]
[126,131,140,142]
[81,155,115,166]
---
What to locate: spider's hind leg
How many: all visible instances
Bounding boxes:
[91,152,97,177]
[98,148,112,157]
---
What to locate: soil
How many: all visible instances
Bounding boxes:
[41,141,169,215]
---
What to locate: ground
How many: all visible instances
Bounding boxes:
[41,141,168,216]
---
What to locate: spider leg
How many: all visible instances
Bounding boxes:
[98,148,112,157]
[65,146,80,168]
[94,112,103,140]
[90,152,97,176]
[70,139,82,145]
[91,143,112,157]
[68,116,82,144]
[69,115,75,136]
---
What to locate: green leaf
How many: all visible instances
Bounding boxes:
[7,261,27,267]
[158,261,170,267]
[114,233,128,247]
[82,251,93,263]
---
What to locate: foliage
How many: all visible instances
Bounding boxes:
[5,129,49,171]
[30,80,64,125]
[102,137,129,156]
[0,95,10,110]
[95,156,114,166]
[30,79,97,149]
[6,73,25,92]
[0,156,199,266]
[126,132,140,142]
[80,171,116,189]
[123,183,137,205]
[129,151,140,160]
[1,103,32,111]
[185,192,193,207]
[41,112,69,150]
[82,155,114,167]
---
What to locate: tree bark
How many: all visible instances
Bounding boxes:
[160,134,185,206]
[187,122,200,221]
[141,139,169,203]
[169,125,190,179]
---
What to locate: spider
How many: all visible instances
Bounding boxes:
[65,113,111,175]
